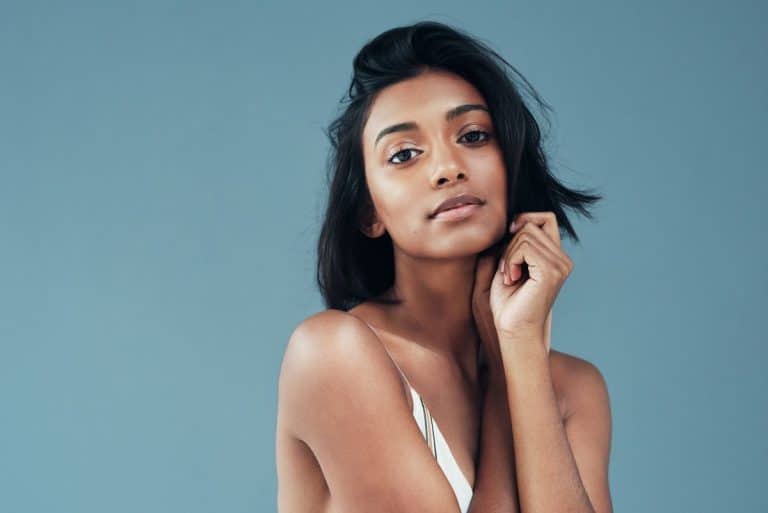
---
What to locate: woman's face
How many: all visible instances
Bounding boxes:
[361,69,508,259]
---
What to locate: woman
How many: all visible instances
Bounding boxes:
[276,21,612,513]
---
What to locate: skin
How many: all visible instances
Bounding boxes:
[470,211,613,513]
[276,69,613,513]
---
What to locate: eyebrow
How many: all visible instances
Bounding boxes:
[373,103,489,148]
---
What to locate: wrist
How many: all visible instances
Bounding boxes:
[497,332,549,366]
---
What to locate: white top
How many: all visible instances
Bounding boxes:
[403,378,474,513]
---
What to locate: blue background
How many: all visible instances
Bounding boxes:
[2,1,766,511]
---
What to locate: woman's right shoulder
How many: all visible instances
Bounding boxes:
[282,309,382,363]
[277,309,396,431]
[277,310,462,513]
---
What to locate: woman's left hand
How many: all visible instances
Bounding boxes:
[491,211,573,353]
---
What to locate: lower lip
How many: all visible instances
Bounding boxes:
[433,203,482,221]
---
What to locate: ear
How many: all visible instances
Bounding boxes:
[359,205,387,238]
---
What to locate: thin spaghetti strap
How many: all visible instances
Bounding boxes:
[357,317,414,390]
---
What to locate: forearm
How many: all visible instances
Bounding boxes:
[499,339,594,513]
[468,370,520,513]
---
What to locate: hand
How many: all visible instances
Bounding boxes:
[491,211,573,353]
[470,214,553,371]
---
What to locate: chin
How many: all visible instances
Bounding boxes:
[432,229,500,257]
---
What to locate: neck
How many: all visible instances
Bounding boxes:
[376,252,480,363]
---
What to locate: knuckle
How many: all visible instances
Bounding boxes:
[547,211,559,227]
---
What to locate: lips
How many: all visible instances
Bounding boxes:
[431,193,484,217]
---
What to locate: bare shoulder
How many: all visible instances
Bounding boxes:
[549,348,606,380]
[549,349,610,422]
[277,309,465,513]
[286,309,368,348]
[548,349,614,513]
[278,309,386,433]
[279,309,384,372]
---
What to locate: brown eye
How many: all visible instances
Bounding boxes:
[459,130,492,144]
[388,148,422,165]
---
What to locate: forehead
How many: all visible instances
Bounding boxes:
[362,70,487,143]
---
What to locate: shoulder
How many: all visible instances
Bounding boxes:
[277,310,463,512]
[549,348,607,383]
[277,309,401,436]
[549,349,610,423]
[289,308,370,341]
[549,349,614,512]
[280,309,385,377]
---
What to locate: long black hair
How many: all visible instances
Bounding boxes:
[317,21,603,311]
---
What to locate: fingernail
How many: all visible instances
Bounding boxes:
[509,220,517,232]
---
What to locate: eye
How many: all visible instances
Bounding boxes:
[459,129,492,144]
[388,148,423,165]
[386,130,492,166]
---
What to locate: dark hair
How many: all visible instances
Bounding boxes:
[317,20,603,311]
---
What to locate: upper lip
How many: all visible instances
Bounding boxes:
[431,193,484,217]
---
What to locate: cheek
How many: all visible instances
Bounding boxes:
[377,194,433,242]
[391,200,430,237]
[370,190,426,238]
[469,150,506,182]
[488,156,507,203]
[484,162,509,230]
[469,151,506,195]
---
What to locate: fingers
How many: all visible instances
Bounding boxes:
[501,230,562,285]
[513,222,571,273]
[505,212,562,353]
[511,211,562,248]
[502,211,573,285]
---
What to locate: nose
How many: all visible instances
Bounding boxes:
[429,140,467,188]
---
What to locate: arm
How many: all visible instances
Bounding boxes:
[467,367,521,513]
[479,211,612,512]
[498,339,613,513]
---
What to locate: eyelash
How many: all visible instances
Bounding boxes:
[387,130,493,166]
